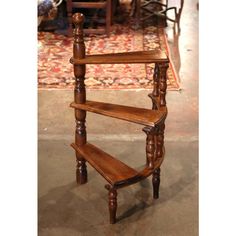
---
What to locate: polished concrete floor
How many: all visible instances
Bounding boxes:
[38,0,198,235]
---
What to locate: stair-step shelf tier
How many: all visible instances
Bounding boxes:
[70,100,167,127]
[69,13,170,224]
[71,142,165,189]
[70,49,169,65]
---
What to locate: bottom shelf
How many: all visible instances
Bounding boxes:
[71,142,165,188]
[71,142,139,186]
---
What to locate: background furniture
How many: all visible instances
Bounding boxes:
[70,12,169,224]
[38,0,64,26]
[133,0,184,31]
[66,0,112,36]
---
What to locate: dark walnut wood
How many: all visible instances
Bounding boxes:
[148,93,162,111]
[152,168,161,199]
[158,63,169,107]
[105,185,118,224]
[152,63,159,98]
[70,50,169,65]
[71,143,139,186]
[143,126,156,169]
[156,122,165,159]
[70,100,167,127]
[71,142,164,189]
[69,12,169,224]
[72,13,87,185]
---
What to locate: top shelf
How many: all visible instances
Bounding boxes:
[70,50,169,65]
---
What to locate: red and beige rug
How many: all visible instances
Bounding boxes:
[38,2,180,90]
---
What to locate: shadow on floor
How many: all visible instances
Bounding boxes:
[39,167,197,232]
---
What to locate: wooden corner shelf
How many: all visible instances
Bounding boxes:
[70,49,169,65]
[68,13,170,224]
[70,100,167,127]
[71,142,139,187]
[71,142,165,189]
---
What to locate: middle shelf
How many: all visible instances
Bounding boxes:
[70,100,167,127]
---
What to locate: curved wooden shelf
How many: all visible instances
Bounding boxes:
[71,142,164,189]
[70,100,167,127]
[70,50,169,65]
[71,142,138,186]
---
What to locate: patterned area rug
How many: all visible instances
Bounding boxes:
[38,2,180,90]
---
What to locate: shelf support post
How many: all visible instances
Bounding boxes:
[150,63,159,110]
[153,63,159,96]
[158,62,169,107]
[72,13,87,185]
[156,122,165,159]
[105,185,118,224]
[143,126,156,169]
[152,167,160,199]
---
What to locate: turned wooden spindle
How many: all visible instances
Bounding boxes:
[156,122,165,159]
[143,127,156,169]
[105,185,117,224]
[152,63,159,97]
[158,62,169,107]
[151,63,159,110]
[73,13,87,184]
[152,168,160,199]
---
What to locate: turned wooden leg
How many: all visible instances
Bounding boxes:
[105,185,117,224]
[153,122,165,198]
[76,152,87,184]
[152,168,160,199]
[75,114,87,185]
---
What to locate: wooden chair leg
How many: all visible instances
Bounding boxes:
[106,0,112,36]
[66,0,73,37]
[105,185,117,224]
[152,167,160,199]
[135,0,141,28]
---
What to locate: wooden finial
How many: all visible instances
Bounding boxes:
[72,13,85,59]
[72,13,85,28]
